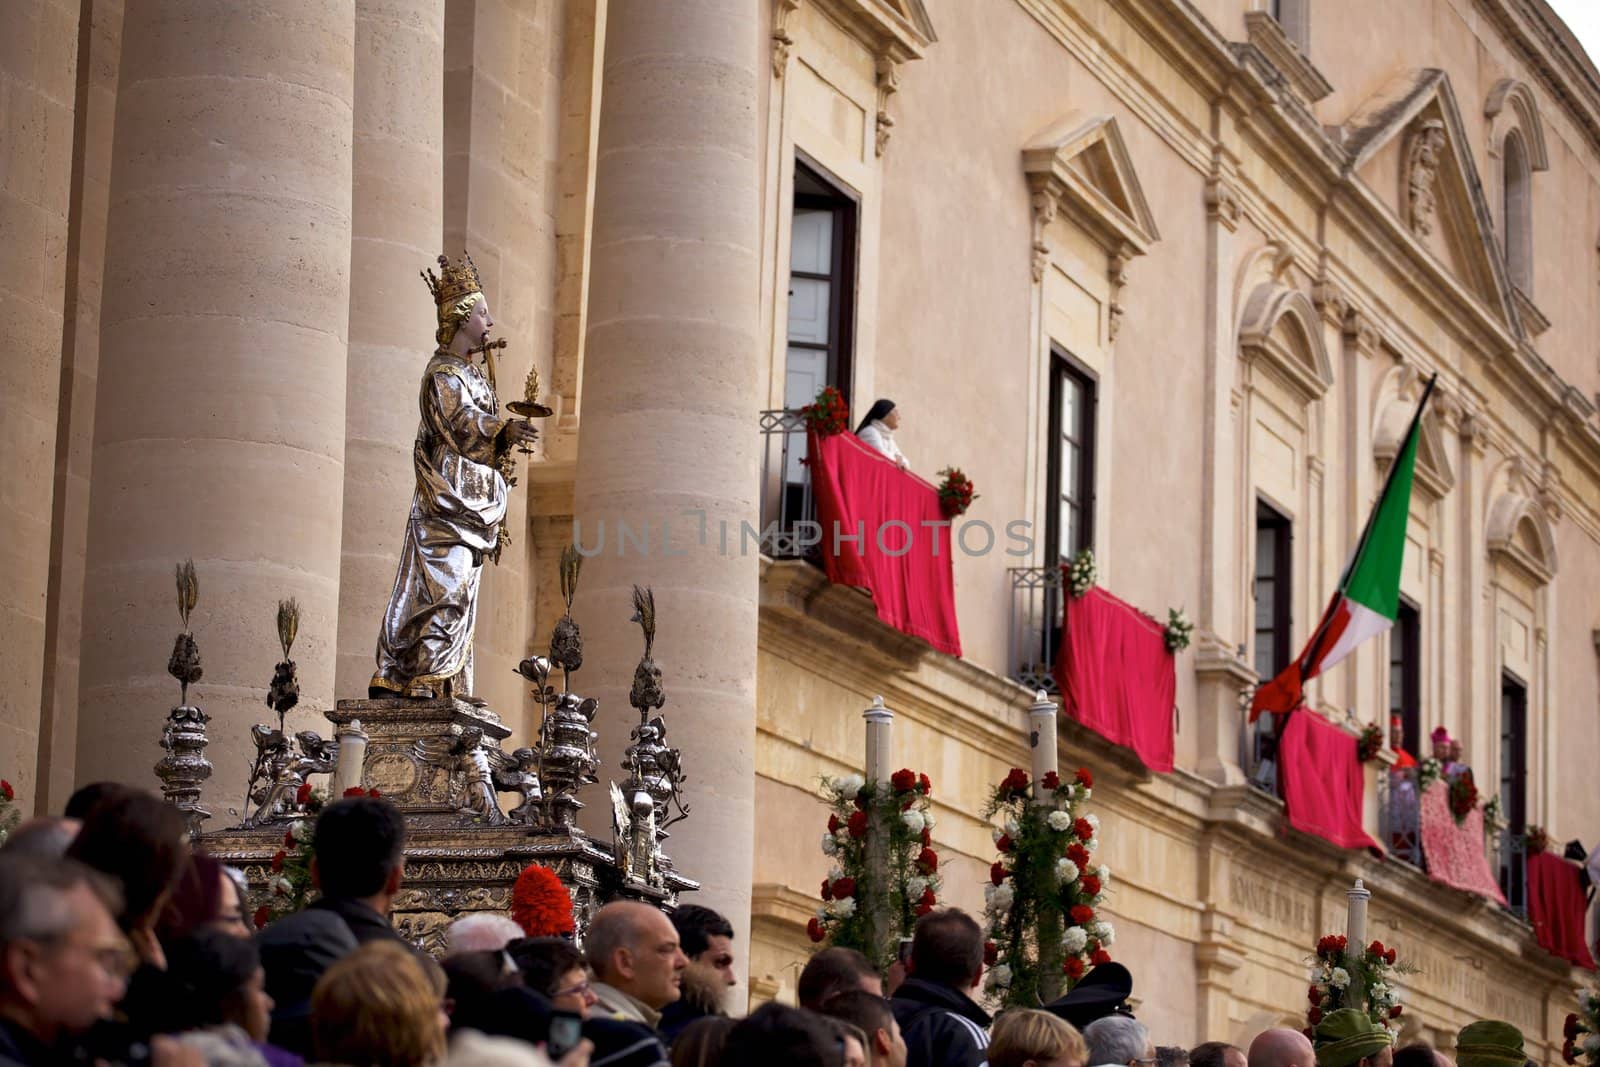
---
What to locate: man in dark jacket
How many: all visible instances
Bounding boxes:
[889,909,990,1067]
[657,905,737,1044]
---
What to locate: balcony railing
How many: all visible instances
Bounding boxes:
[757,408,817,560]
[1377,766,1422,867]
[1240,713,1280,797]
[1496,829,1530,920]
[1008,566,1065,694]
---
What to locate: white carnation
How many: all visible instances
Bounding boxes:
[290,820,311,842]
[1047,811,1074,832]
[1062,927,1088,954]
[269,875,293,897]
[829,866,845,882]
[1005,818,1021,837]
[992,827,1005,844]
[923,811,936,830]
[1086,813,1100,832]
[1080,786,1093,801]
[1583,1035,1600,1055]
[1056,858,1080,884]
[817,907,829,922]
[907,876,930,899]
[902,810,926,834]
[985,884,1014,915]
[1096,865,1111,884]
[1090,921,1115,946]
[821,835,838,856]
[987,964,1012,988]
[831,896,857,918]
[1369,982,1388,999]
[836,774,865,799]
[1330,968,1350,990]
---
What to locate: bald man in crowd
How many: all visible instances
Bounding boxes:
[585,902,688,1031]
[1249,1029,1316,1067]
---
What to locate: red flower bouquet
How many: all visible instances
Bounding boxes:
[802,386,849,437]
[936,468,978,518]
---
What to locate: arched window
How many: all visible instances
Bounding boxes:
[1503,130,1532,293]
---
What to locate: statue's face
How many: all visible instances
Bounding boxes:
[465,296,493,344]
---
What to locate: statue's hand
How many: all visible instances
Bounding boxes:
[505,419,539,448]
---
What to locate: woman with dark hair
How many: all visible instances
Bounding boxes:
[854,399,907,470]
[160,852,253,943]
[157,929,295,1067]
[507,937,597,1018]
[67,788,189,968]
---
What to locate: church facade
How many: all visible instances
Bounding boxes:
[3,0,1598,1055]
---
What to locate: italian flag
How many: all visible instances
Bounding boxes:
[1249,376,1436,721]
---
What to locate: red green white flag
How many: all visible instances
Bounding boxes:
[1249,376,1436,721]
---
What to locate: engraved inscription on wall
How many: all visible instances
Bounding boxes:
[1230,872,1311,935]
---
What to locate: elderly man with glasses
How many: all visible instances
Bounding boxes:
[0,855,135,1065]
[1085,1015,1156,1067]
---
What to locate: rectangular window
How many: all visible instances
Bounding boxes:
[786,160,856,411]
[1253,500,1293,680]
[1389,600,1421,757]
[1046,352,1096,564]
[1500,672,1528,907]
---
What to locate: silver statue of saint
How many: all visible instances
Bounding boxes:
[369,253,539,700]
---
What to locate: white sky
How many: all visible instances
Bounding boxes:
[1545,0,1600,69]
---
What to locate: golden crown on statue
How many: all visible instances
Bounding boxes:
[421,251,483,309]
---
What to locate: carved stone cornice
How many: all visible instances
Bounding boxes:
[1029,187,1057,284]
[1342,309,1380,355]
[1311,280,1350,328]
[1205,176,1241,232]
[874,55,899,156]
[1241,11,1333,104]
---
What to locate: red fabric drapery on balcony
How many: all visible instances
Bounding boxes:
[807,431,962,657]
[1052,587,1175,773]
[1526,851,1597,969]
[1278,710,1381,853]
[1418,781,1507,904]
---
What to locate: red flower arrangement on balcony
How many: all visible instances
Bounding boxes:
[1527,824,1550,854]
[1447,768,1480,824]
[1306,934,1413,1035]
[982,765,1111,1009]
[802,386,850,437]
[936,468,978,517]
[811,768,941,972]
[1356,724,1384,763]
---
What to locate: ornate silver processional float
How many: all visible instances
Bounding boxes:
[155,253,695,951]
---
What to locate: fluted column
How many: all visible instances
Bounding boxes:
[335,0,444,699]
[571,0,761,982]
[0,0,80,810]
[76,0,355,792]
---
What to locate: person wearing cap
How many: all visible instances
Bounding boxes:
[1312,1009,1393,1067]
[1452,1021,1525,1067]
[1044,963,1136,1031]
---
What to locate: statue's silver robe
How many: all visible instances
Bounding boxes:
[371,350,508,697]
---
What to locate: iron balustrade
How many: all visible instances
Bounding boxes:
[757,408,818,559]
[1008,566,1065,694]
[1377,764,1423,867]
[1496,829,1530,920]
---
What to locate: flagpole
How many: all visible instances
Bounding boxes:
[1294,374,1437,677]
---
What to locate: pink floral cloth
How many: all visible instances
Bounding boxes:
[1418,781,1507,905]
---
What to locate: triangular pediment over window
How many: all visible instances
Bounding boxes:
[1023,113,1159,254]
[809,0,937,59]
[1337,70,1519,336]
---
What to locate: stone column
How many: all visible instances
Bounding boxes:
[0,0,80,810]
[571,0,761,983]
[335,0,444,700]
[76,0,355,793]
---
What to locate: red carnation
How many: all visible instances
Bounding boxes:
[1073,818,1094,840]
[1308,985,1322,1005]
[0,780,12,801]
[828,814,842,834]
[270,850,287,873]
[1385,948,1396,965]
[918,773,932,796]
[984,941,999,965]
[1308,1008,1323,1027]
[342,786,366,798]
[891,769,918,793]
[920,887,937,908]
[1565,1014,1581,1041]
[511,863,576,938]
[833,877,856,899]
[1366,940,1386,959]
[916,848,938,875]
[921,827,932,847]
[283,830,296,848]
[821,879,833,901]
[367,788,381,798]
[295,782,313,805]
[808,917,826,943]
[1064,957,1085,979]
[1071,904,1095,925]
[1389,1006,1403,1020]
[990,861,1007,886]
[1041,771,1061,791]
[1080,874,1102,896]
[1091,947,1112,966]
[1564,1040,1578,1065]
[847,810,868,838]
[996,834,1013,853]
[915,900,935,916]
[253,906,271,930]
[1067,844,1091,868]
[1000,768,1030,796]
[1075,767,1094,789]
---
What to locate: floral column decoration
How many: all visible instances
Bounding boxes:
[982,765,1111,1007]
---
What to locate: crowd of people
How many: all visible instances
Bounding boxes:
[0,790,1540,1067]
